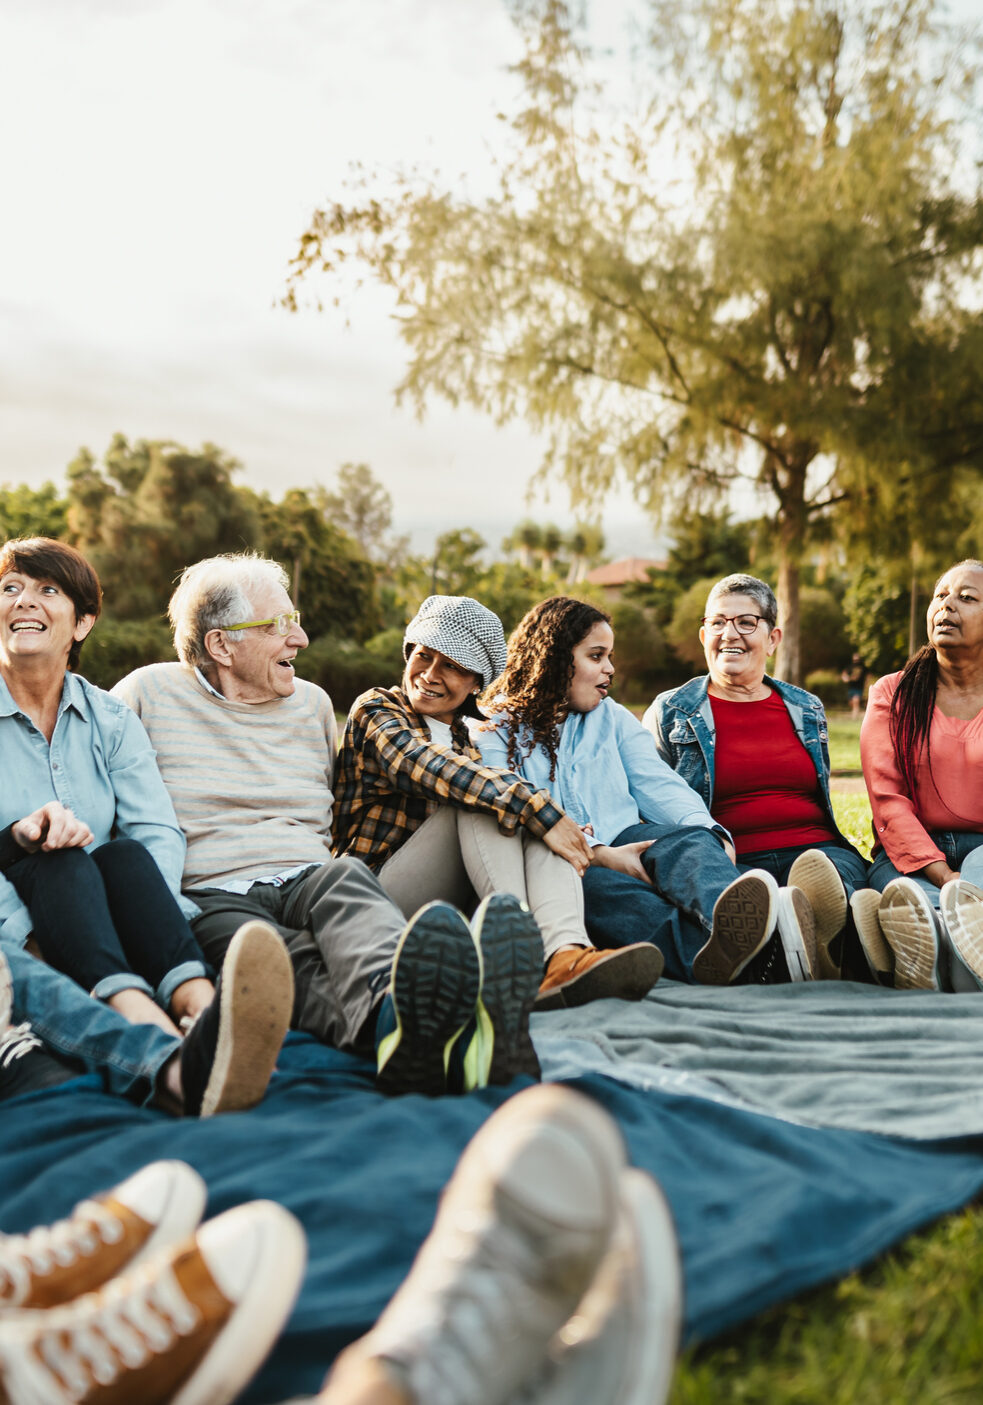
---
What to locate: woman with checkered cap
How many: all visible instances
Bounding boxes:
[333,594,662,1010]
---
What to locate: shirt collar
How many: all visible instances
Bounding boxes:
[194,666,226,699]
[0,671,83,718]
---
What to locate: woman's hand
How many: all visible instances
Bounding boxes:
[12,803,93,854]
[543,815,594,876]
[590,841,653,885]
[920,859,959,889]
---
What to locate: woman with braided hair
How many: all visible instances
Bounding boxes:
[858,559,983,992]
[476,596,792,986]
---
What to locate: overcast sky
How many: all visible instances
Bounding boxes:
[0,0,976,558]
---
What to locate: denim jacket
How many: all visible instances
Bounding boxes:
[643,674,856,850]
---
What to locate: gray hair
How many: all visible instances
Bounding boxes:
[169,554,290,668]
[706,573,778,627]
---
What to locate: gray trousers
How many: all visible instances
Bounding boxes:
[189,858,404,1057]
[379,808,589,960]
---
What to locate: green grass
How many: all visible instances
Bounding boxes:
[671,1206,983,1403]
[826,710,863,775]
[671,715,983,1401]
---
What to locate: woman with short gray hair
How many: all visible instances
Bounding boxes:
[645,573,869,984]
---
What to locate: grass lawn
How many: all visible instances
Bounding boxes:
[673,710,983,1401]
[827,710,864,775]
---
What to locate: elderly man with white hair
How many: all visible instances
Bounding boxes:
[112,555,544,1098]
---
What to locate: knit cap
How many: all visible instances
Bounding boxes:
[403,595,507,689]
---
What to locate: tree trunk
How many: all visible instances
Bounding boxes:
[773,474,808,685]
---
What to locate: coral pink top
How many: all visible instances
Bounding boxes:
[860,671,983,872]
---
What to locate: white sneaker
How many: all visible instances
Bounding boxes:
[0,949,10,1037]
[775,886,817,982]
[850,890,893,984]
[0,1161,207,1313]
[0,1199,306,1405]
[693,870,779,985]
[787,850,847,977]
[360,1084,626,1405]
[940,880,983,992]
[877,879,944,990]
[520,1169,682,1405]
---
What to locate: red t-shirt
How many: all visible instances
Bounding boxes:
[709,690,836,856]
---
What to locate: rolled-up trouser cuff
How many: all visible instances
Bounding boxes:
[92,971,155,1002]
[156,960,210,1009]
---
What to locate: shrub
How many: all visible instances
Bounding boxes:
[805,669,849,708]
[79,617,174,690]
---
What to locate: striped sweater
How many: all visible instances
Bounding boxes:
[112,663,337,891]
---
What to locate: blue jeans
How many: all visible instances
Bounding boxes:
[869,832,983,907]
[6,839,209,1006]
[2,939,179,1105]
[583,823,741,981]
[738,841,869,896]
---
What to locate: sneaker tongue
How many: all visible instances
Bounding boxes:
[177,998,221,1117]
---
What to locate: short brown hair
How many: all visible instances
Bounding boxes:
[0,537,102,671]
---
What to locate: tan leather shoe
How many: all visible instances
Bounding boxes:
[534,944,663,1011]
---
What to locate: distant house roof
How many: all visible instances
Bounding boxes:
[585,556,666,587]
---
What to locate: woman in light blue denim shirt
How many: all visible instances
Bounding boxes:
[644,573,869,983]
[0,537,215,1034]
[477,596,805,985]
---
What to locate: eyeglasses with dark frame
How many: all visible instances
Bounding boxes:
[224,610,301,636]
[701,613,770,636]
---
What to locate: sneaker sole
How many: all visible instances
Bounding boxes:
[940,880,983,988]
[172,1201,307,1405]
[365,1085,627,1405]
[472,895,542,1085]
[877,881,942,991]
[693,873,776,985]
[603,1169,683,1405]
[775,886,816,982]
[201,920,295,1117]
[534,943,664,1012]
[377,903,481,1097]
[850,889,893,981]
[0,947,10,1034]
[787,850,847,976]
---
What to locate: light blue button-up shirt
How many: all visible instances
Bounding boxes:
[0,671,196,944]
[475,697,724,846]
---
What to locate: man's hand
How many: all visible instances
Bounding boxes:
[543,815,594,876]
[12,803,94,855]
[589,841,653,885]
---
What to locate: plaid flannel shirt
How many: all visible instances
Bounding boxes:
[332,685,565,870]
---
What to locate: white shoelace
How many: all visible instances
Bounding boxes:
[0,1258,202,1405]
[0,1199,125,1308]
[0,1023,42,1069]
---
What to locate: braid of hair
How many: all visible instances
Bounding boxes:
[480,596,610,781]
[889,644,938,801]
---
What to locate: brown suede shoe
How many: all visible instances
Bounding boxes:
[534,944,663,1011]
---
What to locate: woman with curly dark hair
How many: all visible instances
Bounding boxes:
[477,596,790,985]
[334,593,662,1011]
[859,559,983,992]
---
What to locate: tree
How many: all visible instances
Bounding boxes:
[0,481,68,540]
[318,463,407,566]
[286,0,983,684]
[258,488,381,642]
[66,438,260,619]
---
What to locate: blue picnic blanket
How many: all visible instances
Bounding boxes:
[1,1023,982,1404]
